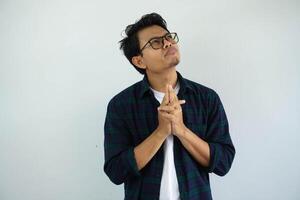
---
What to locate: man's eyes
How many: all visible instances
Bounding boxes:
[151,38,162,44]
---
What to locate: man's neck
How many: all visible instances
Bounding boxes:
[147,68,178,93]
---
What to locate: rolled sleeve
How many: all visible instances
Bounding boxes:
[122,147,140,177]
[204,90,235,176]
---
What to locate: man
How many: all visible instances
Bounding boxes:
[104,13,235,200]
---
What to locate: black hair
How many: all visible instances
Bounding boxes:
[119,13,169,75]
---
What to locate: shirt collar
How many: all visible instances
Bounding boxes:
[139,71,195,98]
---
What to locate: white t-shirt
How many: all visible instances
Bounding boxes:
[150,82,181,200]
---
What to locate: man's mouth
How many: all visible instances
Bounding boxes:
[165,47,177,56]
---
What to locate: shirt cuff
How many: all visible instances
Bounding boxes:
[205,142,220,173]
[122,147,141,177]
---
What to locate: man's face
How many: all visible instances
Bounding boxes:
[137,25,180,74]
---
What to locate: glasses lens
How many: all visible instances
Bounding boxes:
[150,38,163,49]
[166,33,178,44]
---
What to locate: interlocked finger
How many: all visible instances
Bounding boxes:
[158,99,186,113]
[158,109,174,122]
[168,85,177,106]
[158,105,175,113]
[161,84,170,106]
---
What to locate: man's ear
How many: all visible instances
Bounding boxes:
[132,56,146,70]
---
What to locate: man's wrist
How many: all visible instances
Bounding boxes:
[177,125,188,139]
[155,126,170,140]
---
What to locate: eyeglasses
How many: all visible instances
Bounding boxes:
[140,32,179,53]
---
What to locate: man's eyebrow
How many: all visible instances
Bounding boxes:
[147,32,169,41]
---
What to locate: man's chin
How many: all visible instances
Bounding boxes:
[168,58,180,68]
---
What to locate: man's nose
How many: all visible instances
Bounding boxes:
[163,38,172,49]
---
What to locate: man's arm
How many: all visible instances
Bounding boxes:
[104,86,184,184]
[134,84,174,170]
[202,90,235,176]
[159,86,235,176]
[104,99,140,185]
[133,127,168,170]
[158,85,209,167]
[176,127,210,167]
[104,114,168,185]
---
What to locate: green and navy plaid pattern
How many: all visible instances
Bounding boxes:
[104,71,235,200]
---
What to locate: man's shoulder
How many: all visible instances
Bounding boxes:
[183,77,223,111]
[183,77,218,98]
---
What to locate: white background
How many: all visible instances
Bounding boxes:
[1,0,299,199]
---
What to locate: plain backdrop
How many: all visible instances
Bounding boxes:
[1,0,299,199]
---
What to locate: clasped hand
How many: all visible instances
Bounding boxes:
[157,84,187,137]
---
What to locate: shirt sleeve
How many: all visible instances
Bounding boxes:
[103,99,141,185]
[204,90,235,176]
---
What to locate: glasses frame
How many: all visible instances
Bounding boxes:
[139,32,179,53]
